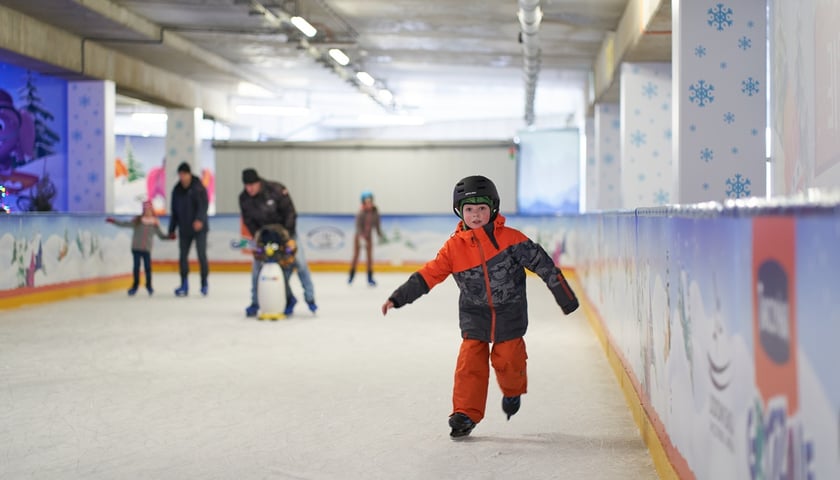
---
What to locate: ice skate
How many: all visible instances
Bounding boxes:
[127,286,138,296]
[502,396,521,420]
[448,412,476,439]
[200,284,208,296]
[245,304,259,318]
[367,271,376,287]
[307,300,318,313]
[348,269,355,284]
[146,286,154,296]
[174,281,188,297]
[284,296,297,315]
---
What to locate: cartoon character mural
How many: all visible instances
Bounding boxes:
[0,88,35,170]
[145,159,215,215]
[0,71,63,213]
[0,88,37,211]
[146,160,167,214]
[114,135,217,214]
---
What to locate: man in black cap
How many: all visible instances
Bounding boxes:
[168,161,210,296]
[239,168,317,317]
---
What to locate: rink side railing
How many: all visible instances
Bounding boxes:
[570,196,840,480]
[3,199,840,479]
[0,213,573,308]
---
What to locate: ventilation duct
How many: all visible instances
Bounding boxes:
[518,0,542,125]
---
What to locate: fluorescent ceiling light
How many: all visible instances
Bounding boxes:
[356,71,375,87]
[290,16,317,37]
[328,48,350,66]
[235,104,311,116]
[377,89,393,103]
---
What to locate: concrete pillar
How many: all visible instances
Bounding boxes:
[673,0,767,202]
[594,103,622,210]
[164,108,202,213]
[66,80,115,213]
[621,63,674,207]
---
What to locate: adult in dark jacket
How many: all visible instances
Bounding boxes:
[239,168,317,318]
[168,162,209,297]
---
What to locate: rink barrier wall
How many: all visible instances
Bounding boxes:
[570,271,685,480]
[0,213,573,311]
[571,198,840,480]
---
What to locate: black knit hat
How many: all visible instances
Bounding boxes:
[177,162,191,174]
[242,168,260,184]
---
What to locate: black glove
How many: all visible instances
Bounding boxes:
[561,300,579,315]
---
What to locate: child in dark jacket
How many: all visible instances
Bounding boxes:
[381,175,579,439]
[107,200,169,296]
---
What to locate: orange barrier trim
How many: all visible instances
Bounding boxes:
[150,260,426,273]
[566,271,694,480]
[0,274,132,311]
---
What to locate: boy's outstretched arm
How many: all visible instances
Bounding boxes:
[381,271,432,317]
[513,239,579,314]
[381,300,394,316]
[382,243,453,317]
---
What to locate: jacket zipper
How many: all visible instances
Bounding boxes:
[473,230,497,343]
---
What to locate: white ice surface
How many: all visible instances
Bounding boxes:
[0,273,657,480]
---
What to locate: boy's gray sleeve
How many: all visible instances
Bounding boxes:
[388,272,430,308]
[512,239,579,314]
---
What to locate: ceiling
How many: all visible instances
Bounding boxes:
[3,0,667,138]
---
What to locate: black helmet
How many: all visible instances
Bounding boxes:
[452,175,500,219]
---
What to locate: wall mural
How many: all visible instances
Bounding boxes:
[0,62,66,212]
[114,135,216,215]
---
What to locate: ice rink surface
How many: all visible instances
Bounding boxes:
[0,272,658,480]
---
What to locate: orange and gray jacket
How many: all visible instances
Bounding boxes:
[387,214,579,343]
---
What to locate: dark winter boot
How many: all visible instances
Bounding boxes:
[367,271,376,287]
[448,412,476,439]
[502,396,521,420]
[348,269,355,284]
[174,280,188,297]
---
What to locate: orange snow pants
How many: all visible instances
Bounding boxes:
[452,337,528,423]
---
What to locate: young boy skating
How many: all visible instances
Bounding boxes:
[381,175,579,439]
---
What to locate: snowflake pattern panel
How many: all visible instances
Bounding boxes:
[620,63,673,207]
[676,0,766,202]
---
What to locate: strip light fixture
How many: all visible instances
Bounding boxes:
[328,48,350,66]
[243,1,397,113]
[290,16,317,37]
[355,71,375,87]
